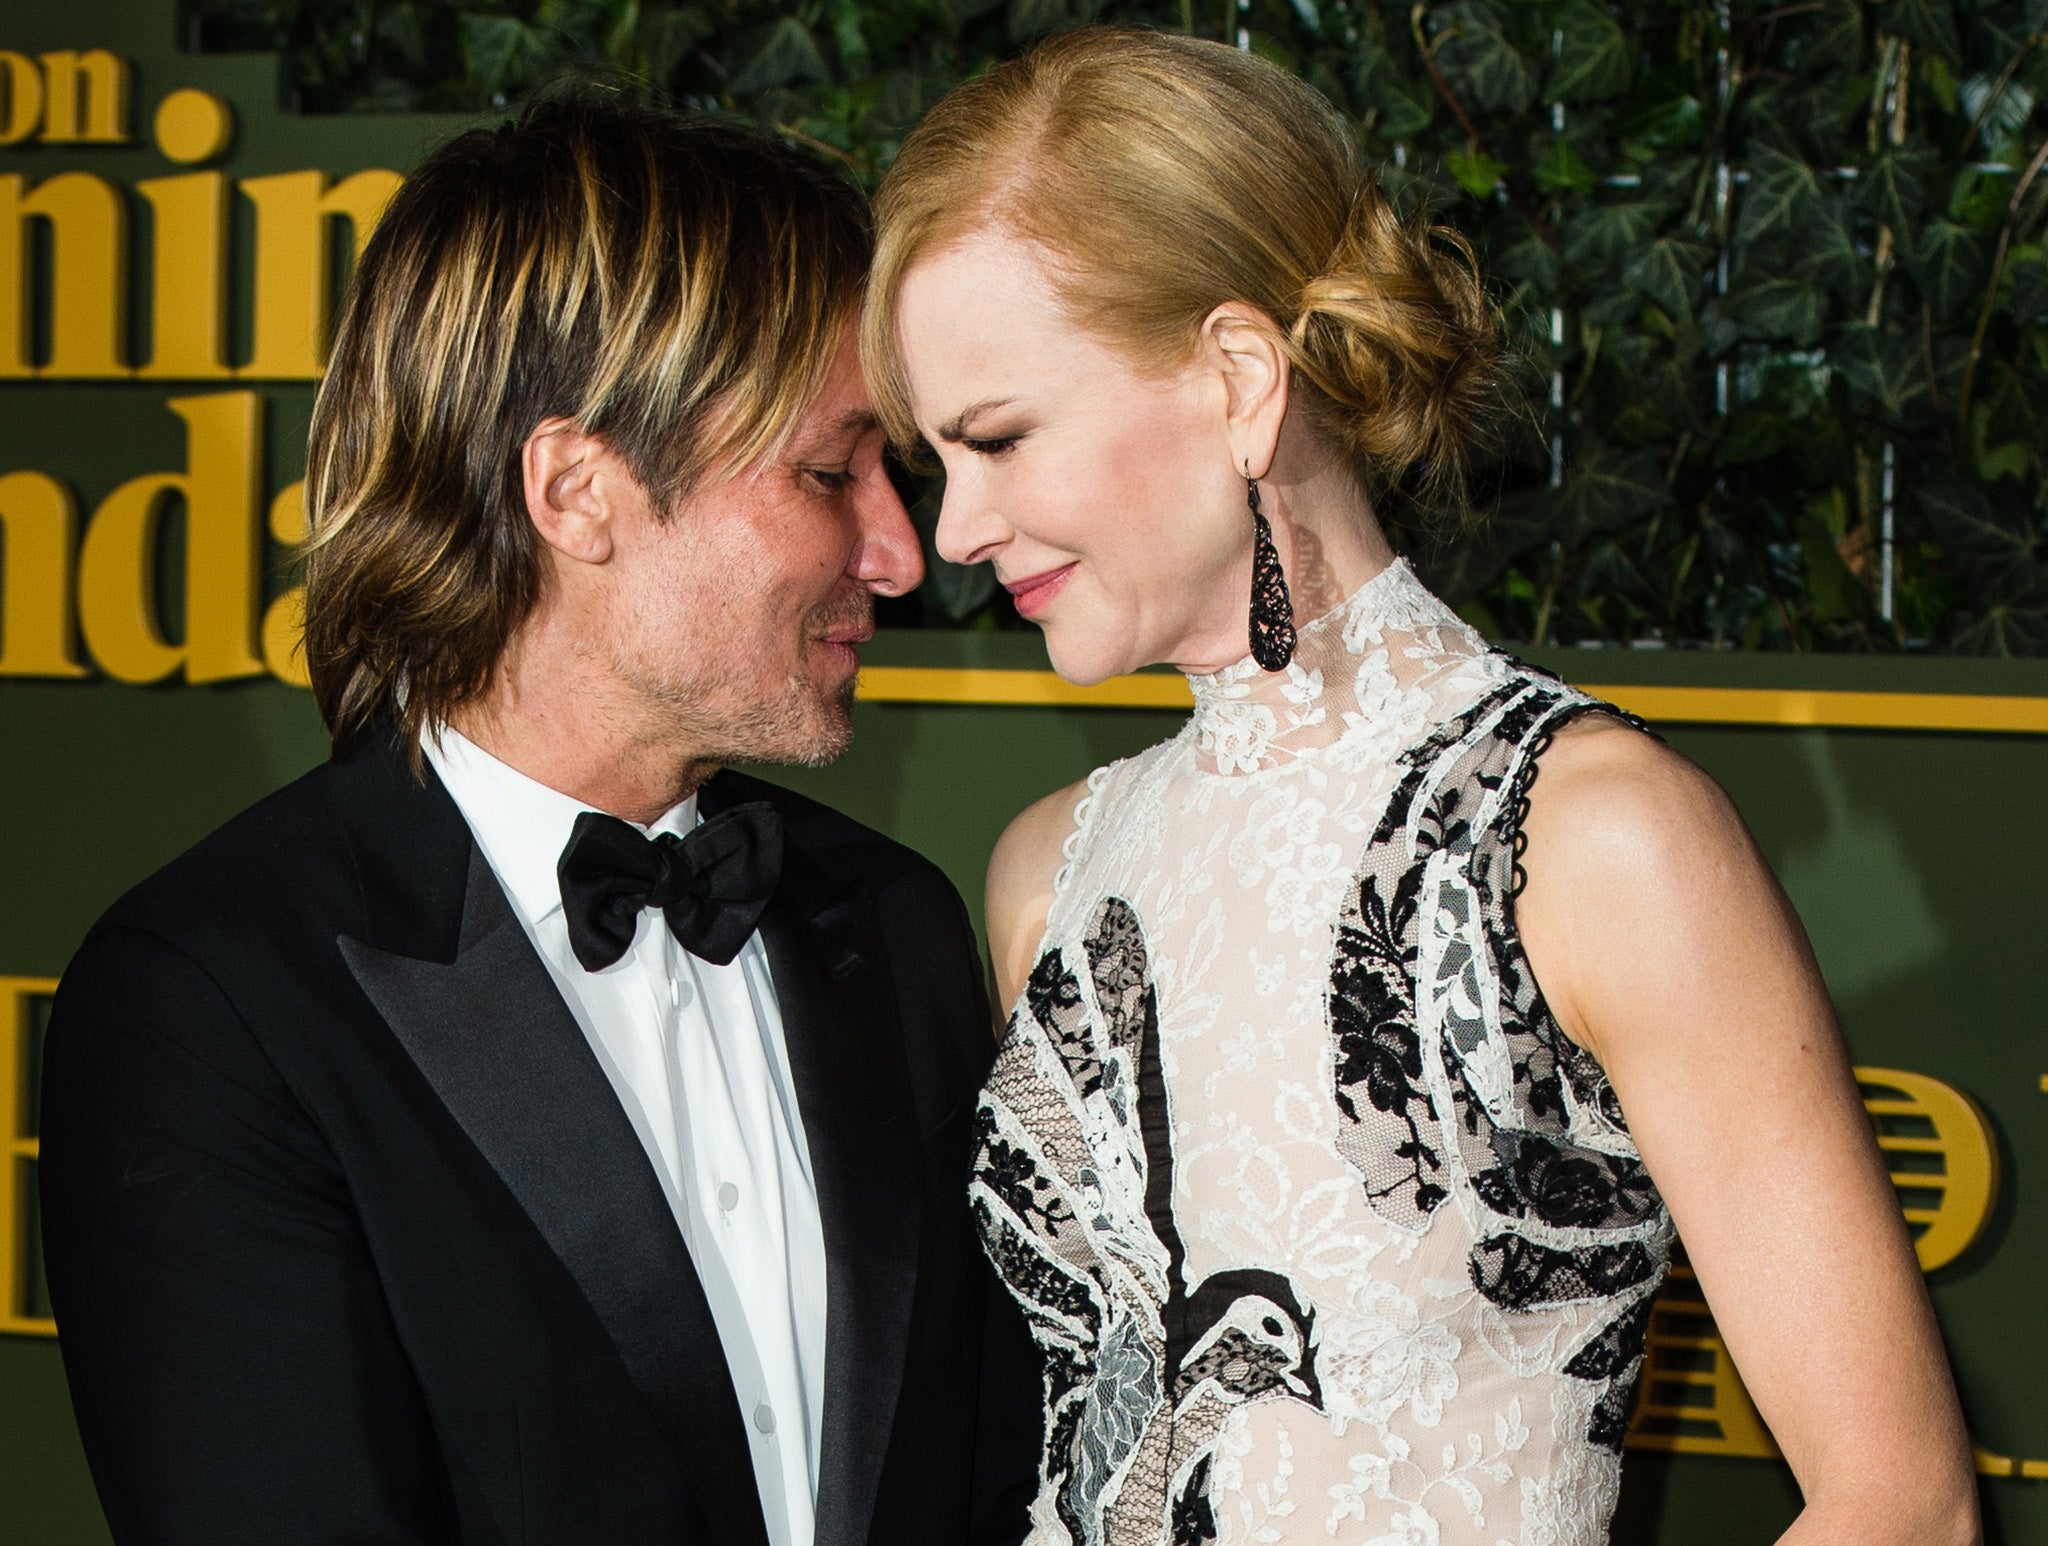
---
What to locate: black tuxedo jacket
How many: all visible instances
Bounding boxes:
[39,729,1040,1546]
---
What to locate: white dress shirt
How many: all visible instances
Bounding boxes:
[424,727,826,1546]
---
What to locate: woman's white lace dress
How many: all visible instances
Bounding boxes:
[972,560,1674,1546]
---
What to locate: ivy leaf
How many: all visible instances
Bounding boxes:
[2001,248,2048,326]
[1959,73,2037,155]
[1546,0,1632,103]
[1797,489,1861,620]
[1622,235,1709,321]
[1556,444,1673,539]
[1918,477,2047,602]
[1877,0,1963,66]
[1794,194,1868,302]
[1535,138,1598,194]
[1715,407,1804,466]
[1432,1,1539,114]
[1562,199,1667,274]
[725,17,828,95]
[1358,45,1437,136]
[1905,219,1992,324]
[1007,0,1072,42]
[869,67,938,137]
[1944,606,2048,656]
[376,4,429,70]
[1613,93,1705,155]
[640,6,715,84]
[1494,227,1565,299]
[1735,147,1824,252]
[1831,325,1930,424]
[827,0,872,73]
[1804,0,1863,70]
[1729,277,1827,346]
[1448,148,1509,196]
[1856,144,1938,235]
[462,14,552,97]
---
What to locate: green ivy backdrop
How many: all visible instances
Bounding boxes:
[191,0,2048,652]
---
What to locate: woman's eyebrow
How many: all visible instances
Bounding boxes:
[935,397,1017,443]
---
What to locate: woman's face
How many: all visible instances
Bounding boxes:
[893,234,1254,683]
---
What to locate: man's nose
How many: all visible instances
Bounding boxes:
[849,469,924,597]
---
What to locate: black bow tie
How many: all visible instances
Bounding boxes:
[556,803,784,972]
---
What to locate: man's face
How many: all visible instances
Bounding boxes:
[594,324,921,768]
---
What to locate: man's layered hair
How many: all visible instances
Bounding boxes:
[304,91,871,751]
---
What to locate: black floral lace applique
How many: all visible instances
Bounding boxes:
[1028,947,1103,1099]
[1562,1295,1657,1452]
[974,1104,1081,1245]
[1085,897,1151,1061]
[1330,864,1447,1229]
[1171,1456,1218,1545]
[1469,1233,1660,1310]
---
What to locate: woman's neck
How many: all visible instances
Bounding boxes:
[1170,445,1398,677]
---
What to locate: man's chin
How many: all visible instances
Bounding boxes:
[783,696,853,769]
[730,680,855,770]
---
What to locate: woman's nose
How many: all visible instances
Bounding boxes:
[933,474,1008,568]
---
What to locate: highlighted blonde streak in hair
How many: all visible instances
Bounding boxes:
[305,91,870,754]
[863,28,1502,508]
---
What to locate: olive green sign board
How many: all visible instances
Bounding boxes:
[3,5,2048,1543]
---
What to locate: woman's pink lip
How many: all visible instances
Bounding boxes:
[1006,563,1077,619]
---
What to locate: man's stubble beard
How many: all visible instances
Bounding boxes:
[619,598,867,772]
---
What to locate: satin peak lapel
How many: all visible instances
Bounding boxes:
[339,850,770,1546]
[755,850,925,1546]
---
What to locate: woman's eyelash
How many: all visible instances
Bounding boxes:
[963,436,1019,456]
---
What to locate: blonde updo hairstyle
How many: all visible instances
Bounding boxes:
[864,26,1503,511]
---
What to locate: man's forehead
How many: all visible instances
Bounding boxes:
[789,403,881,454]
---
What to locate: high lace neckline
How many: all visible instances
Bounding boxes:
[1182,556,1490,775]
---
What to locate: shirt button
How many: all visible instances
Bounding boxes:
[718,1181,740,1212]
[753,1402,776,1436]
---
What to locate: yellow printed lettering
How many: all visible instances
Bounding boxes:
[0,172,128,379]
[36,50,128,145]
[0,976,57,1338]
[0,52,42,146]
[136,170,230,379]
[0,470,87,678]
[240,169,402,379]
[261,479,309,687]
[77,391,263,684]
[1858,1066,1999,1272]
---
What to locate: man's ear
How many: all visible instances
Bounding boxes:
[1201,303,1291,482]
[521,418,618,564]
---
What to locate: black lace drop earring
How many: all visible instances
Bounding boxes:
[1246,468,1297,671]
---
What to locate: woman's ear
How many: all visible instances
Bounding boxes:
[1201,303,1291,481]
[521,418,617,565]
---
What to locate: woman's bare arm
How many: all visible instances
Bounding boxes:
[984,778,1092,1025]
[1516,719,1979,1546]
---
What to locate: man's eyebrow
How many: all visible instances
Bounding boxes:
[792,407,880,456]
[934,398,1016,443]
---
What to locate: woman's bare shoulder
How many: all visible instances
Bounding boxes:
[1515,712,1784,1059]
[985,777,1092,1013]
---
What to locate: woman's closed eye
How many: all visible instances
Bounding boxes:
[962,435,1020,457]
